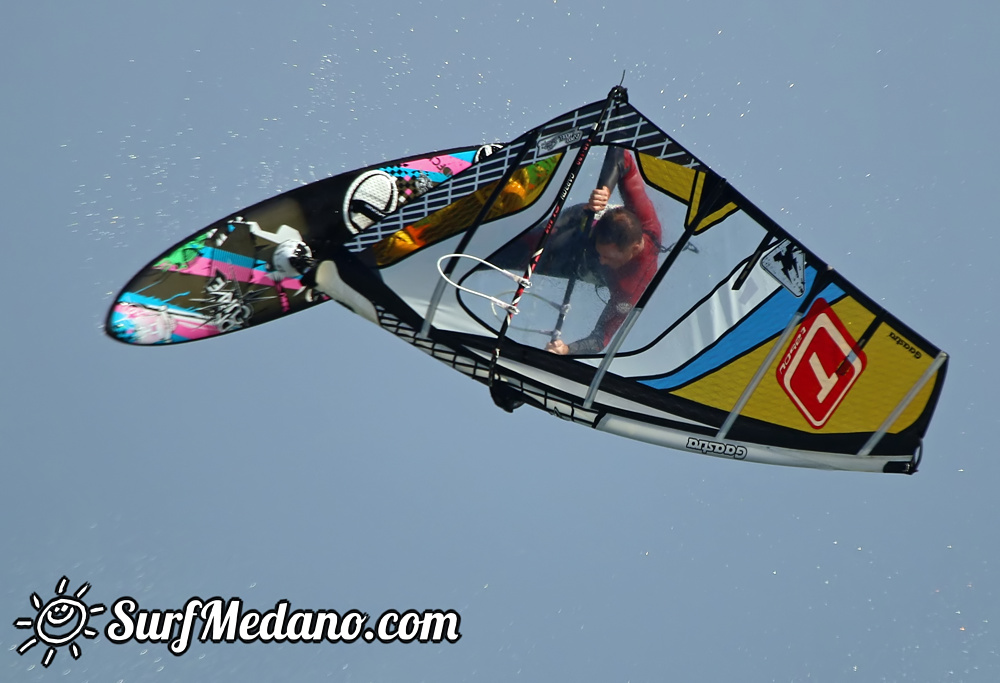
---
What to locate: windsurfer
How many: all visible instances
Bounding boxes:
[546,150,662,354]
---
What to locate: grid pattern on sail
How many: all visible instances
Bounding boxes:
[596,107,703,169]
[343,98,708,254]
[344,139,529,252]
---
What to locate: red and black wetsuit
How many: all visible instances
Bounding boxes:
[567,151,662,354]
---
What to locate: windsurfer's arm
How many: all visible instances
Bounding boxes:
[619,152,661,240]
[546,306,618,355]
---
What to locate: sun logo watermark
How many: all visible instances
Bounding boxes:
[13,576,106,668]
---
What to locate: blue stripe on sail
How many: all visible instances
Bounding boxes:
[640,269,844,391]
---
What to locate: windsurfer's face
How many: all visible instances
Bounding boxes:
[596,237,642,270]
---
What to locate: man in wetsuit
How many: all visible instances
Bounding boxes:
[546,150,662,355]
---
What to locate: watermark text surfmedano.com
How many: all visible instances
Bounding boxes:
[14,577,462,669]
[104,597,461,655]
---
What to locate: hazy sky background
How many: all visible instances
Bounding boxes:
[3,1,997,680]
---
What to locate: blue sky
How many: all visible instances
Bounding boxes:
[3,1,997,680]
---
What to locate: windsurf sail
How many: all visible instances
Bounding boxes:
[319,86,946,474]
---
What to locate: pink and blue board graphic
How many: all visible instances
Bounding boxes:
[107,147,487,345]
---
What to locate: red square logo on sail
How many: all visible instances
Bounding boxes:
[776,299,866,429]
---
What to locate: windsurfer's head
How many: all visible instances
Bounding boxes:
[594,207,644,269]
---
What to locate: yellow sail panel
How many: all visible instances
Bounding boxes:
[809,309,937,435]
[853,323,941,434]
[673,296,939,436]
[373,154,561,267]
[672,331,806,429]
[687,170,706,228]
[637,152,697,204]
[636,152,738,233]
[693,203,740,233]
[673,297,873,430]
